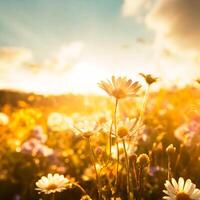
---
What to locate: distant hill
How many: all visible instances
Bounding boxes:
[0,90,110,114]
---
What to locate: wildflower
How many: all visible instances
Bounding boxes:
[129,152,137,161]
[166,144,176,156]
[73,120,98,138]
[139,73,158,85]
[137,153,150,167]
[163,177,200,200]
[35,173,69,194]
[117,118,137,138]
[31,125,47,143]
[37,145,54,157]
[102,118,140,139]
[80,195,93,200]
[196,79,200,85]
[21,138,53,157]
[98,76,141,99]
[174,124,190,144]
[166,144,176,180]
[174,117,200,146]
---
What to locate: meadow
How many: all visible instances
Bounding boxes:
[1,75,200,200]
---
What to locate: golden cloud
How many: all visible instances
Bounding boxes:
[0,47,32,64]
[146,0,200,57]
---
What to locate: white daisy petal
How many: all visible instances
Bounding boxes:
[187,183,196,195]
[191,189,200,199]
[178,177,185,191]
[171,178,179,191]
[163,196,171,200]
[184,179,192,192]
[163,177,200,200]
[35,174,69,194]
[165,181,177,195]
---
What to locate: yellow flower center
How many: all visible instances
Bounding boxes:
[83,131,93,138]
[98,117,107,124]
[176,192,191,200]
[118,127,129,138]
[46,183,58,190]
[146,77,155,85]
[112,89,126,99]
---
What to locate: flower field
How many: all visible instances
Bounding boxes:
[1,76,200,200]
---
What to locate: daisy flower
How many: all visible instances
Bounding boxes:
[196,79,200,85]
[98,76,141,99]
[36,173,69,194]
[163,177,200,200]
[73,120,98,138]
[117,118,137,138]
[139,73,158,85]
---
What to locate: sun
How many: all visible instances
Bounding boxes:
[65,62,111,94]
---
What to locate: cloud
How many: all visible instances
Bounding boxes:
[146,0,200,57]
[0,47,32,65]
[122,0,200,58]
[0,42,84,93]
[136,37,152,45]
[121,0,200,84]
[122,0,149,17]
[44,42,84,72]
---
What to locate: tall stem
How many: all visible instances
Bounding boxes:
[122,139,131,200]
[138,166,144,200]
[51,193,55,200]
[167,155,172,180]
[109,121,113,160]
[88,138,101,199]
[72,182,87,195]
[131,157,138,192]
[142,85,150,116]
[114,99,119,199]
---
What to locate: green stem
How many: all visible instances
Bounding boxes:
[138,166,143,200]
[167,155,172,181]
[142,85,150,116]
[109,121,113,160]
[88,138,101,199]
[114,99,119,199]
[122,139,131,200]
[72,182,87,195]
[132,157,138,191]
[51,193,55,200]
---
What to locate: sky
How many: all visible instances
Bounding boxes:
[0,0,199,94]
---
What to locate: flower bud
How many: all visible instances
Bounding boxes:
[129,153,137,162]
[137,153,150,167]
[166,144,176,155]
[80,195,92,200]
